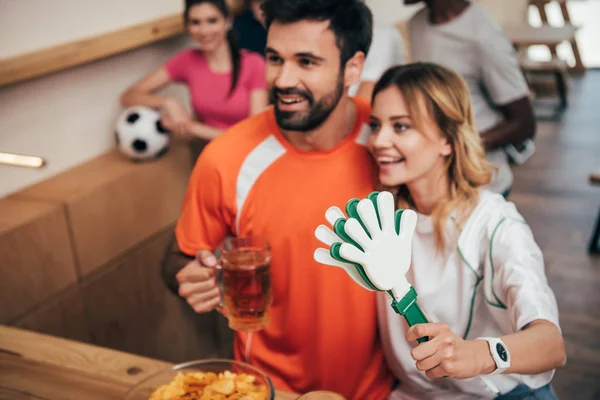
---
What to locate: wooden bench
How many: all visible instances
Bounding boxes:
[589,170,600,254]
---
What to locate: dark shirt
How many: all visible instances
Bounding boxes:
[233,10,267,56]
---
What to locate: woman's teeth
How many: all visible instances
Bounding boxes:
[378,156,404,164]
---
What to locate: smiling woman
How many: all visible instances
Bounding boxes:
[120,0,269,162]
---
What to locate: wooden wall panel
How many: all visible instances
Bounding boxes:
[12,143,192,277]
[13,286,90,344]
[0,198,77,322]
[80,227,233,363]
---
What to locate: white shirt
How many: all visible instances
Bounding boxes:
[349,24,406,96]
[408,4,530,194]
[379,190,560,399]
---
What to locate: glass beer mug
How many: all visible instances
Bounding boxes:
[217,237,272,332]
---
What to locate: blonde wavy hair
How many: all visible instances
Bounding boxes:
[372,62,495,249]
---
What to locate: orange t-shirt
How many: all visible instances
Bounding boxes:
[175,97,393,399]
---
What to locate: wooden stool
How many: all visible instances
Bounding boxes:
[506,24,575,110]
[529,0,585,74]
[520,54,569,110]
[589,170,600,254]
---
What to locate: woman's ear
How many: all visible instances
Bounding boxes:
[344,51,365,88]
[440,138,452,157]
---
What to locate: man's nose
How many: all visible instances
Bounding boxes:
[274,63,300,89]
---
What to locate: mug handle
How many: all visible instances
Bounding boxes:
[210,245,227,317]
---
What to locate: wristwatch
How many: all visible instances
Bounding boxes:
[479,337,511,375]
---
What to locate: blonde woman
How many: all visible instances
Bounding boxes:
[367,63,565,399]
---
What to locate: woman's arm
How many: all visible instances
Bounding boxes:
[500,319,566,375]
[183,122,224,141]
[120,67,174,109]
[406,320,565,379]
[121,66,193,137]
[250,89,269,115]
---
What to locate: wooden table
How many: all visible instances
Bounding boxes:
[0,325,297,400]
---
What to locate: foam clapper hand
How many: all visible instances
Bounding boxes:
[315,191,429,342]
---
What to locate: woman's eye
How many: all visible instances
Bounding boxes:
[208,18,218,24]
[190,19,200,25]
[394,123,409,133]
[368,122,380,132]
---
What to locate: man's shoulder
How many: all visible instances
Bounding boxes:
[200,109,276,166]
[463,4,506,41]
[353,96,372,121]
[408,7,428,28]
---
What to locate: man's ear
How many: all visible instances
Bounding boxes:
[344,51,365,88]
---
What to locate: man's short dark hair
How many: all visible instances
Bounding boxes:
[261,0,373,65]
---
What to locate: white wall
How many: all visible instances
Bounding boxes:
[0,0,183,59]
[0,0,192,198]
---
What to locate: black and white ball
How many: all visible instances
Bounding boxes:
[115,106,170,161]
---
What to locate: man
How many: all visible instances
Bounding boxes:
[405,0,536,196]
[349,24,406,100]
[161,0,393,398]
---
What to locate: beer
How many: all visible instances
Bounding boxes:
[221,242,272,332]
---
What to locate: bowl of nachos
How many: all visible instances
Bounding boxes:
[123,359,275,400]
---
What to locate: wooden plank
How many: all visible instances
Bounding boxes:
[0,326,297,399]
[0,198,77,323]
[505,24,575,46]
[0,356,130,400]
[0,326,170,386]
[0,13,184,88]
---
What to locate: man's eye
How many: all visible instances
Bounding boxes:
[208,18,218,24]
[267,55,282,64]
[299,59,316,67]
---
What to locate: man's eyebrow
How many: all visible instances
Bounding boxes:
[294,52,325,61]
[265,47,279,54]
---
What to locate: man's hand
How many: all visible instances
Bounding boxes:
[176,249,221,313]
[407,323,496,380]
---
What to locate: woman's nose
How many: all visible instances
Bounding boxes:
[370,127,393,149]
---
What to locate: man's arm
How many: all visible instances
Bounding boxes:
[161,234,194,294]
[480,96,536,151]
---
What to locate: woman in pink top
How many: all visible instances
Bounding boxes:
[121,0,268,161]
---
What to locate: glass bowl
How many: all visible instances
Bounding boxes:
[122,358,275,400]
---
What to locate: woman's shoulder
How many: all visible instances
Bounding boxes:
[167,48,205,65]
[464,190,526,236]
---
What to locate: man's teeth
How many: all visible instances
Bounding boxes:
[378,156,404,164]
[280,97,305,104]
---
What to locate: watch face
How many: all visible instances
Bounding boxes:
[496,343,508,362]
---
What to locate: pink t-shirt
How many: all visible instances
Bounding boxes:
[165,49,266,129]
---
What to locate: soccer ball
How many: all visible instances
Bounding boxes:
[115,106,170,161]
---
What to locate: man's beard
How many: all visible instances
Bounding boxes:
[269,73,345,132]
